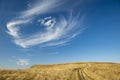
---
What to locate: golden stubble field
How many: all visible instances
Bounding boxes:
[0,62,120,80]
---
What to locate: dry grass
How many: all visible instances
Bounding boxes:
[85,62,120,80]
[0,62,120,80]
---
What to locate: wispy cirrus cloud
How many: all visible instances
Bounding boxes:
[22,0,61,17]
[7,19,30,38]
[16,59,30,66]
[6,0,84,48]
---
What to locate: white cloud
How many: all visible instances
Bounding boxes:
[16,59,30,66]
[6,0,84,48]
[38,16,56,29]
[22,0,62,18]
[7,20,30,38]
[13,16,68,48]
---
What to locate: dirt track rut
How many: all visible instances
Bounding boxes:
[68,65,94,80]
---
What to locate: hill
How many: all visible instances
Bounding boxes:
[0,62,120,80]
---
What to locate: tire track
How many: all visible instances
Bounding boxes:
[68,64,94,80]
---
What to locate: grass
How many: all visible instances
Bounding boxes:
[85,62,120,80]
[0,62,120,80]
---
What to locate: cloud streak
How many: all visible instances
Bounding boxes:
[22,0,61,17]
[7,20,30,38]
[6,0,84,48]
[16,59,30,66]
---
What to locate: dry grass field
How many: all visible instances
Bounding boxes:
[0,62,120,80]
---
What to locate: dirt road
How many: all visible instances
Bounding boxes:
[68,64,93,80]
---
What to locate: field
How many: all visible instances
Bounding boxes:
[0,62,120,80]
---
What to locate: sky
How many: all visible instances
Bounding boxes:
[0,0,120,69]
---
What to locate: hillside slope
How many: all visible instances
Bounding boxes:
[0,62,120,80]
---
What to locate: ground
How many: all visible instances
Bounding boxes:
[0,62,120,80]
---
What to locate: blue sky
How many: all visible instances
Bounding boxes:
[0,0,120,69]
